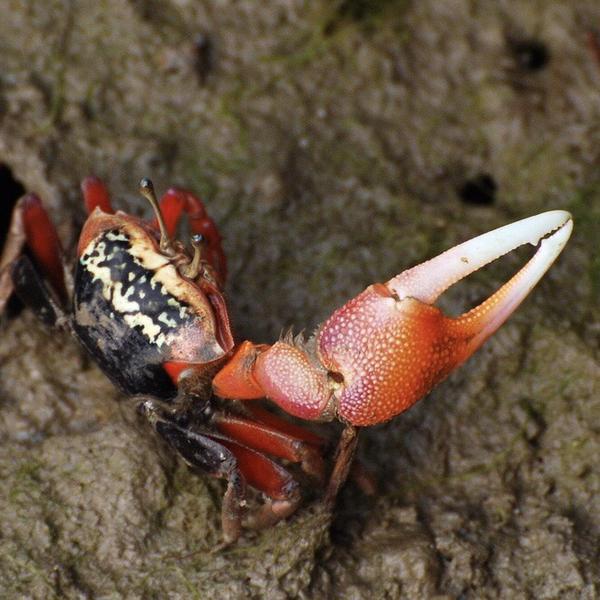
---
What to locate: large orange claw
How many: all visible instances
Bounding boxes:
[214,211,573,427]
[319,210,572,425]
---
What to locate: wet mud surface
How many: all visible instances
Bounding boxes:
[0,1,599,597]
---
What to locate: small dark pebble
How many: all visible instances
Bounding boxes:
[193,33,214,85]
[510,39,550,72]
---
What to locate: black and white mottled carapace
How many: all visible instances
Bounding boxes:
[73,211,232,399]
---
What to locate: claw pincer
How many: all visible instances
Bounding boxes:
[214,210,572,497]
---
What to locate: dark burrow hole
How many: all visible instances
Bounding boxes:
[458,173,497,206]
[510,39,550,72]
[0,164,26,250]
[193,33,215,85]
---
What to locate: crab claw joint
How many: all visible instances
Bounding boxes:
[214,211,573,428]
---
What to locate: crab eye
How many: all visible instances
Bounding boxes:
[191,234,205,246]
[140,177,153,190]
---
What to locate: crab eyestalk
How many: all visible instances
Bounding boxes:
[139,177,176,256]
[180,234,205,279]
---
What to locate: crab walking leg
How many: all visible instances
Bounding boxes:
[324,425,358,507]
[81,176,114,214]
[213,436,303,531]
[213,412,326,481]
[141,399,247,543]
[140,399,302,540]
[0,194,68,307]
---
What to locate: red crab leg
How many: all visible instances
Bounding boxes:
[387,210,574,353]
[209,435,302,529]
[141,399,301,539]
[223,404,376,494]
[156,188,227,284]
[214,211,573,427]
[15,194,68,304]
[237,404,377,495]
[81,176,114,214]
[244,404,325,447]
[213,412,325,481]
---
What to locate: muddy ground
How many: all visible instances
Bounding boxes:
[0,1,599,598]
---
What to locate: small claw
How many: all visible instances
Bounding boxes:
[318,211,573,426]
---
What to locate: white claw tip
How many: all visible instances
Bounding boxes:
[389,210,573,305]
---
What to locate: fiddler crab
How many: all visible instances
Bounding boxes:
[0,177,572,543]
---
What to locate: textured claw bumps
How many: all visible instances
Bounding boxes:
[318,287,460,425]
